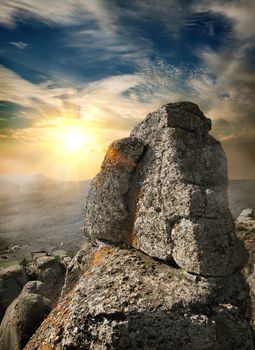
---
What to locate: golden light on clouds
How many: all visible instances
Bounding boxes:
[0,115,114,181]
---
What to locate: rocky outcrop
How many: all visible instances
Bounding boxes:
[84,102,246,276]
[25,245,252,350]
[0,265,28,322]
[25,102,253,350]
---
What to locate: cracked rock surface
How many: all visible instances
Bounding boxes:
[84,102,246,276]
[25,245,253,350]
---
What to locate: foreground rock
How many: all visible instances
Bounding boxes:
[0,281,52,350]
[0,265,28,322]
[25,245,253,350]
[0,252,67,350]
[25,102,253,350]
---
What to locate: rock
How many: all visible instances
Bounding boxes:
[0,281,52,350]
[84,102,246,276]
[33,254,66,304]
[84,137,144,243]
[236,210,255,278]
[0,252,67,350]
[24,102,253,350]
[237,208,255,222]
[0,265,28,322]
[24,245,253,350]
[52,250,68,258]
[236,211,255,331]
[31,251,48,264]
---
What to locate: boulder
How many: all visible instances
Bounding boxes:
[237,208,255,222]
[236,210,255,278]
[84,137,144,243]
[33,254,66,303]
[0,281,52,350]
[0,265,28,321]
[84,102,246,276]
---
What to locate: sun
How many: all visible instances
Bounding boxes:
[54,123,97,154]
[61,125,86,152]
[34,118,103,181]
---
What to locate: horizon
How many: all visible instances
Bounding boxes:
[0,1,254,181]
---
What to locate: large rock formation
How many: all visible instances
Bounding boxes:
[84,102,246,276]
[25,102,253,350]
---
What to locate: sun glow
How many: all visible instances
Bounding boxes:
[39,118,102,181]
[59,125,87,152]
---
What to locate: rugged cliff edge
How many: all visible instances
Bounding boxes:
[24,102,253,350]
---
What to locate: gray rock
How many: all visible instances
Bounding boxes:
[83,102,246,276]
[236,214,255,278]
[0,265,28,322]
[0,281,52,350]
[237,208,255,222]
[25,245,253,350]
[34,254,66,304]
[84,137,144,243]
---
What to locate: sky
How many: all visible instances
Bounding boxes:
[0,0,254,181]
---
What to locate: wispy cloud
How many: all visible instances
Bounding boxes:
[0,0,117,29]
[9,41,28,49]
[195,0,255,39]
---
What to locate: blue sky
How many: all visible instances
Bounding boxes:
[0,0,254,180]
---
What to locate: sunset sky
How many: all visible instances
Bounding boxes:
[0,0,254,181]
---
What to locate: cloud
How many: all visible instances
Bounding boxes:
[9,41,28,49]
[194,0,255,39]
[0,0,117,30]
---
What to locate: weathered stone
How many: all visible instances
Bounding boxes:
[84,137,144,243]
[236,212,255,278]
[24,245,253,350]
[237,208,255,222]
[83,102,246,276]
[0,281,52,350]
[0,265,28,322]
